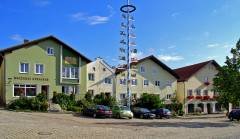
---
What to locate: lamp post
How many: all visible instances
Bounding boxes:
[119,0,137,110]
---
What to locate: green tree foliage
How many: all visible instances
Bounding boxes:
[136,93,164,109]
[93,93,116,107]
[213,39,240,110]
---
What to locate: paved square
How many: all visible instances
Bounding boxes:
[0,110,239,139]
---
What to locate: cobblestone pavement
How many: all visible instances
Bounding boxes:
[0,110,240,139]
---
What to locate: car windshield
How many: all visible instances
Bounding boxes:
[104,106,110,110]
[164,109,170,112]
[121,106,129,111]
[141,108,150,113]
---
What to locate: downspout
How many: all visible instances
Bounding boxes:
[183,81,186,113]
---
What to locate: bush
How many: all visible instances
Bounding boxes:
[52,93,76,110]
[93,93,116,107]
[85,93,93,102]
[8,93,48,112]
[135,93,164,110]
[76,99,94,109]
[67,106,83,112]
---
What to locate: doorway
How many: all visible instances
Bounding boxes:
[41,85,49,100]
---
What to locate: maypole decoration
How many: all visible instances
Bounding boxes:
[119,0,137,109]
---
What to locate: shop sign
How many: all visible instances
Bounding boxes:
[13,76,49,81]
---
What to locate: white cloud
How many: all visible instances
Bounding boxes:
[171,12,180,17]
[207,56,218,60]
[168,45,176,49]
[207,43,233,49]
[70,5,114,25]
[34,0,51,7]
[10,34,24,42]
[157,54,184,62]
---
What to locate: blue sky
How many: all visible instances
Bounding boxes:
[0,0,240,69]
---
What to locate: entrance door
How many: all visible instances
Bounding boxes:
[41,85,49,100]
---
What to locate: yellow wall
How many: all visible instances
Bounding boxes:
[87,59,114,96]
[116,59,177,102]
[176,63,219,109]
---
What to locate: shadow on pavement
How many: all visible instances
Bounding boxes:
[95,121,232,128]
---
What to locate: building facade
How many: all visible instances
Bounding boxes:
[115,55,179,105]
[175,60,221,114]
[87,58,115,97]
[0,36,91,105]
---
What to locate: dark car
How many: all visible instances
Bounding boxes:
[132,107,156,119]
[151,108,172,119]
[83,105,112,118]
[228,109,240,121]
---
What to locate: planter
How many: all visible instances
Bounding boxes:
[203,96,210,100]
[195,96,202,100]
[187,96,194,99]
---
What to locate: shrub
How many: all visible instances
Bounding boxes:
[52,93,76,110]
[85,92,93,102]
[8,93,48,112]
[135,93,164,110]
[67,106,83,112]
[93,93,116,107]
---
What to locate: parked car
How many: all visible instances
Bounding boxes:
[151,108,172,119]
[112,105,133,119]
[228,109,240,121]
[83,105,112,118]
[132,107,156,119]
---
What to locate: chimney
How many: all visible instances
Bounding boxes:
[23,39,29,43]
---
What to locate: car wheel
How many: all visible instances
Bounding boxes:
[129,117,133,119]
[93,113,97,118]
[140,114,144,119]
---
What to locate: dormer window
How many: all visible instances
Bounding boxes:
[47,47,54,55]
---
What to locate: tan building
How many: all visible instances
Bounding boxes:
[115,55,179,105]
[174,60,221,114]
[87,58,115,97]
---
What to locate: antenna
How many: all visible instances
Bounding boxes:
[119,0,137,109]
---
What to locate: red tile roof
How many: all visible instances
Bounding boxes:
[174,60,220,82]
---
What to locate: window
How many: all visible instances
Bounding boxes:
[88,90,94,97]
[88,73,95,81]
[132,79,137,86]
[14,84,37,97]
[62,67,79,79]
[187,89,193,96]
[104,78,112,84]
[204,90,208,96]
[166,94,172,100]
[47,47,54,55]
[92,67,96,71]
[35,64,44,74]
[62,86,78,94]
[140,66,145,73]
[120,93,126,99]
[195,89,201,96]
[103,68,106,71]
[143,80,149,86]
[19,63,29,73]
[120,79,126,85]
[155,81,160,86]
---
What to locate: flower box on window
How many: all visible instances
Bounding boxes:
[187,96,194,99]
[204,81,210,86]
[203,96,210,100]
[195,96,202,100]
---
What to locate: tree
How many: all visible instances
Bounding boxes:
[136,93,164,109]
[213,39,240,110]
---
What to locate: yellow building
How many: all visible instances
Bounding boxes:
[115,55,179,105]
[87,58,115,97]
[174,60,221,114]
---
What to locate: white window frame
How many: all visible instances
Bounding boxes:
[140,65,145,73]
[155,80,160,86]
[120,93,126,99]
[13,84,37,97]
[204,90,208,96]
[143,80,149,86]
[35,64,44,74]
[166,94,172,100]
[104,78,112,84]
[47,47,54,55]
[195,89,201,96]
[88,73,95,81]
[62,67,79,79]
[187,89,193,96]
[19,62,29,74]
[132,79,137,86]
